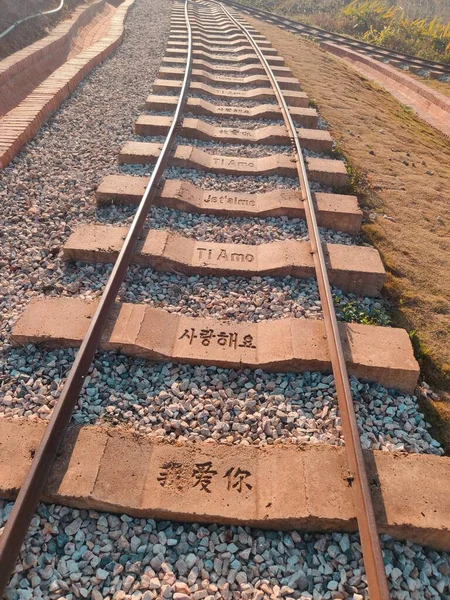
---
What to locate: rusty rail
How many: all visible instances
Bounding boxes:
[0,2,391,598]
[209,2,391,598]
[221,0,450,76]
[0,1,194,594]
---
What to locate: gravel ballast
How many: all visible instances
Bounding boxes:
[0,354,442,455]
[0,0,171,350]
[0,0,171,335]
[119,164,308,194]
[120,271,388,323]
[189,94,279,107]
[145,207,357,246]
[1,3,447,598]
[0,0,438,457]
[2,501,449,600]
[134,136,294,158]
[183,113,288,129]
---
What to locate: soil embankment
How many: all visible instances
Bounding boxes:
[0,0,89,60]
[247,14,450,446]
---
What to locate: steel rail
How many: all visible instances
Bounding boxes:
[220,0,450,76]
[207,2,391,598]
[0,1,194,595]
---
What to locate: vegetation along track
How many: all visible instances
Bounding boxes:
[222,0,450,79]
[0,0,449,599]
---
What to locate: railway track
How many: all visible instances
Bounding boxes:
[222,0,450,79]
[0,0,449,598]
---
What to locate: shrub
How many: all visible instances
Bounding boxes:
[243,0,450,63]
[340,0,450,62]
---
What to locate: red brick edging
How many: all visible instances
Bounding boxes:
[0,0,136,169]
[321,41,450,137]
[0,0,107,90]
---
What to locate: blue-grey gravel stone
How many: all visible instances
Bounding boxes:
[1,502,449,600]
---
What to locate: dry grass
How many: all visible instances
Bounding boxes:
[242,0,450,65]
[397,0,450,21]
[243,0,450,22]
[247,14,450,448]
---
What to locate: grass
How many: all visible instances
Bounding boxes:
[240,0,450,64]
[241,0,450,24]
[341,0,450,64]
[333,294,392,326]
[392,0,450,22]
[418,391,450,454]
[247,14,450,451]
[399,103,414,114]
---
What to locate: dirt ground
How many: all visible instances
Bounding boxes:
[247,15,450,449]
[0,0,89,60]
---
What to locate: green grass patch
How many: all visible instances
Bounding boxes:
[333,292,392,326]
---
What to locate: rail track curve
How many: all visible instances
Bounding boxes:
[222,0,450,78]
[0,1,448,599]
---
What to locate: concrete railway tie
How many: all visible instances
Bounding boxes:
[1,419,449,551]
[119,141,349,187]
[96,175,363,233]
[2,1,448,598]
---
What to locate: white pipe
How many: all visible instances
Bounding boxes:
[0,0,65,41]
